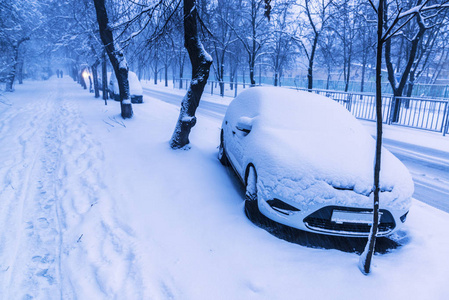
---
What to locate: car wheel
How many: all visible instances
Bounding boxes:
[218,131,229,166]
[244,166,259,217]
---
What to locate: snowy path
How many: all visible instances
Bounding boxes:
[383,140,449,212]
[1,79,449,299]
[0,79,143,299]
[0,83,62,298]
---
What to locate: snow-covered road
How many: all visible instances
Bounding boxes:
[143,86,449,213]
[381,139,449,212]
[1,78,449,299]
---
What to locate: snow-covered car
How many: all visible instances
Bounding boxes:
[108,71,143,103]
[218,87,413,237]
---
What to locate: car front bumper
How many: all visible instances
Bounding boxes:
[258,196,410,237]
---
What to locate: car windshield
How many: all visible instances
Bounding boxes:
[255,88,362,137]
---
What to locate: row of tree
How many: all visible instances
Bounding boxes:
[125,0,449,96]
[2,1,449,98]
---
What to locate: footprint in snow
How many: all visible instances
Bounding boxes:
[25,221,34,230]
[37,217,49,229]
[36,268,55,285]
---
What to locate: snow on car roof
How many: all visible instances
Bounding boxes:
[233,87,361,131]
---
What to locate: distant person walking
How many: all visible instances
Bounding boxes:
[56,69,60,78]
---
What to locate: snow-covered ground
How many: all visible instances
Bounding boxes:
[1,77,449,299]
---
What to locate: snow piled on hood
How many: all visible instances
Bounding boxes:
[229,87,414,211]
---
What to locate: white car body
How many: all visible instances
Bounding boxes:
[220,87,413,237]
[108,71,143,103]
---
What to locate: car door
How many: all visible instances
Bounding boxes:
[228,116,254,178]
[223,94,259,180]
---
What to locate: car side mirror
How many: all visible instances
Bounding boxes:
[236,117,253,134]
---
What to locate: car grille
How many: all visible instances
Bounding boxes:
[303,206,396,236]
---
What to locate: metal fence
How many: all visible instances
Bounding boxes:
[173,79,449,136]
[297,88,449,136]
[292,79,449,98]
[203,75,449,98]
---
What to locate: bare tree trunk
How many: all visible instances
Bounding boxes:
[220,64,225,97]
[93,0,132,118]
[404,69,415,108]
[179,52,185,89]
[102,51,108,105]
[360,56,367,94]
[279,69,283,87]
[406,69,415,98]
[359,0,383,275]
[80,69,87,89]
[5,37,29,92]
[230,68,234,90]
[307,36,318,91]
[169,0,213,149]
[92,60,100,98]
[71,63,78,82]
[431,49,448,84]
[234,70,238,93]
[345,54,352,92]
[249,11,257,87]
[249,56,256,86]
[17,58,24,84]
[385,1,426,123]
[165,63,168,87]
[179,65,183,89]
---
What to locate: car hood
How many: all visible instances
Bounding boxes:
[250,124,414,209]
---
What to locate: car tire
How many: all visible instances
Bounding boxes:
[244,166,260,218]
[218,131,229,166]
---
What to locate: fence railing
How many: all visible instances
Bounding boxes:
[201,76,449,98]
[297,88,449,136]
[292,79,449,98]
[173,79,449,136]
